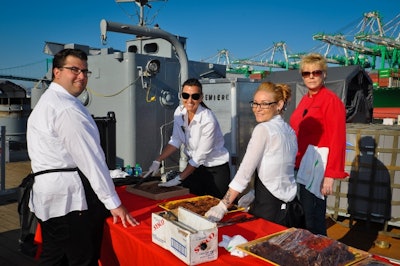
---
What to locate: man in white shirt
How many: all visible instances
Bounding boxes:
[27,48,139,265]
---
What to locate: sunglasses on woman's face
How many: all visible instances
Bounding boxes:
[181,92,201,100]
[301,70,323,78]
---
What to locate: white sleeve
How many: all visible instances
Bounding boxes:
[229,124,269,193]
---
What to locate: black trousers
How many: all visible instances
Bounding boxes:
[182,162,231,199]
[39,210,98,266]
[39,172,109,266]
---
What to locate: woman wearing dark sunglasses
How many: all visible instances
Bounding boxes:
[289,53,348,236]
[145,78,231,199]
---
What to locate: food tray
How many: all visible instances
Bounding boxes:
[158,195,244,216]
[236,228,370,266]
[126,181,190,200]
[353,257,393,266]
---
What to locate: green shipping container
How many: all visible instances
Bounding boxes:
[373,87,400,107]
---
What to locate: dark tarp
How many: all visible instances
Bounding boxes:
[265,65,373,123]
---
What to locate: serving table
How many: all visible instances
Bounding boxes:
[98,186,286,265]
[35,186,396,265]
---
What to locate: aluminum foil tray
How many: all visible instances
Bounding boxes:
[158,195,244,217]
[236,228,370,266]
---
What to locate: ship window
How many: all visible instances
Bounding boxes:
[144,43,158,54]
[128,45,138,53]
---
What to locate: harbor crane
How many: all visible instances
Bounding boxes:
[232,42,299,70]
[200,49,253,76]
[313,11,400,69]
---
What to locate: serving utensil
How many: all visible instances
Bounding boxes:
[217,214,258,227]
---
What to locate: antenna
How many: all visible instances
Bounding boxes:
[115,0,167,26]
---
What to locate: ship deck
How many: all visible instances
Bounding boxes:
[1,161,399,265]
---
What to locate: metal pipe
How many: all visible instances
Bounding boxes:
[126,52,136,166]
[230,81,237,179]
[1,126,5,191]
[100,19,189,86]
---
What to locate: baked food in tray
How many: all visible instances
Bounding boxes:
[159,195,243,216]
[236,228,370,266]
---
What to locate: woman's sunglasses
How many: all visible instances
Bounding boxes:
[181,92,201,100]
[301,70,323,78]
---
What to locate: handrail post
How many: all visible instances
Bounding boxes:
[0,126,5,191]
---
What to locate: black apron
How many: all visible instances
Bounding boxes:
[250,172,305,228]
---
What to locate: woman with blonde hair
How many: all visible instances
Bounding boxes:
[290,53,347,235]
[206,82,301,227]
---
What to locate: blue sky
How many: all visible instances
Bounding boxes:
[0,0,399,87]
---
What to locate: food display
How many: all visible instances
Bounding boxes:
[237,228,369,266]
[159,195,243,216]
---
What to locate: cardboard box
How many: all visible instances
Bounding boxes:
[152,207,218,265]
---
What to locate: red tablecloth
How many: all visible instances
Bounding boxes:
[99,186,286,265]
[35,186,399,265]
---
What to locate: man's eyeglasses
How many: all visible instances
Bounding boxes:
[250,101,277,109]
[181,92,201,100]
[60,66,92,77]
[301,70,323,78]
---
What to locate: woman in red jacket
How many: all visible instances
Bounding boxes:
[290,53,348,235]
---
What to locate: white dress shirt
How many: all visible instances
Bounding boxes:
[229,115,298,202]
[27,83,121,221]
[169,105,229,168]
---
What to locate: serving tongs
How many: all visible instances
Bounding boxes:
[160,211,198,233]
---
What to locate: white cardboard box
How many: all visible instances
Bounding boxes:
[152,207,218,265]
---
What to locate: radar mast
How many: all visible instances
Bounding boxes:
[116,0,167,26]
